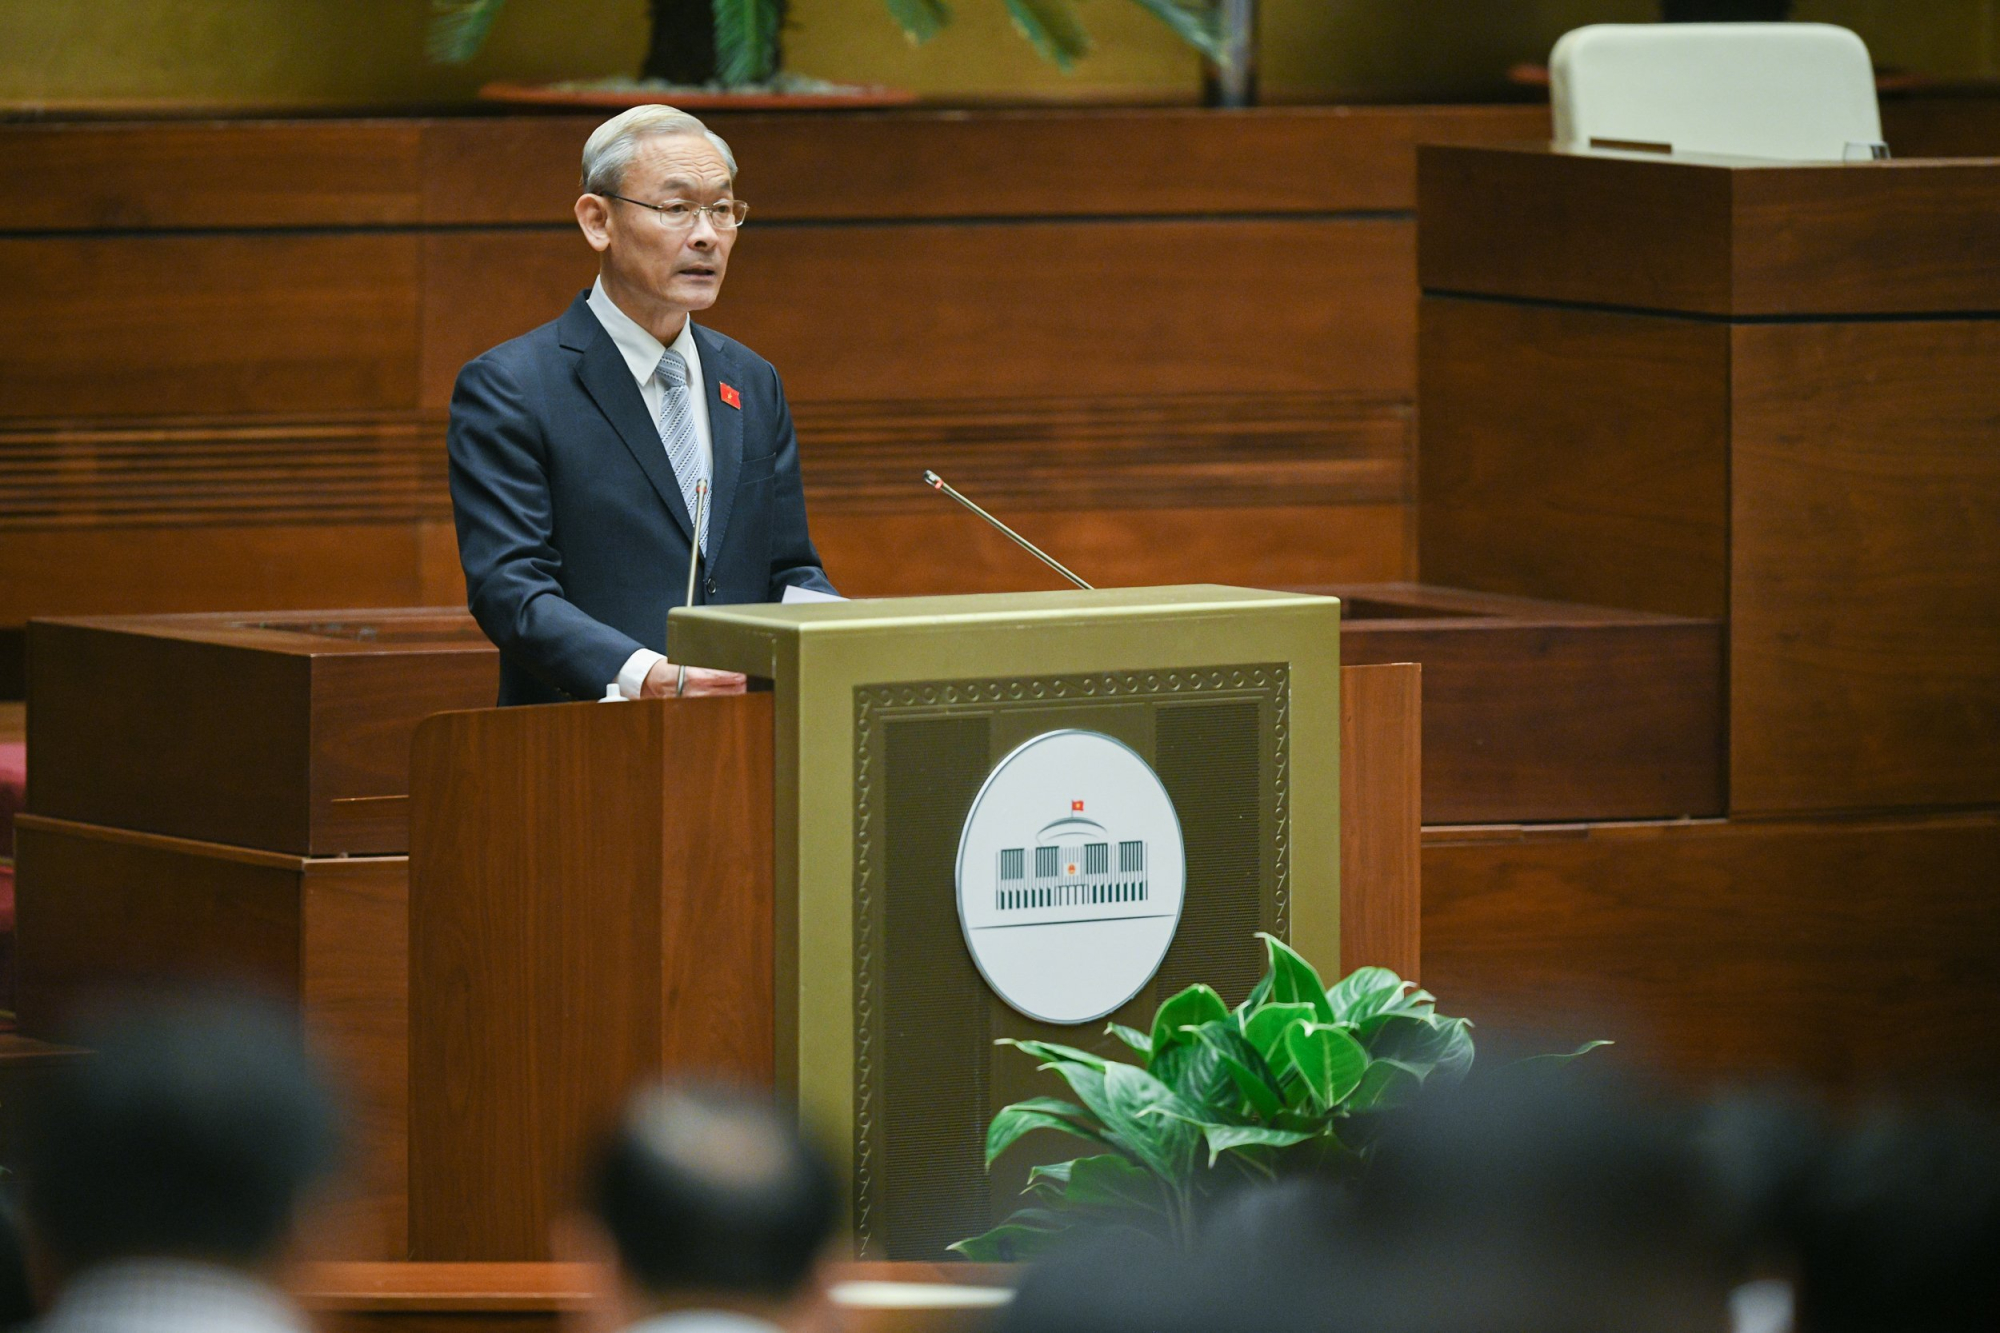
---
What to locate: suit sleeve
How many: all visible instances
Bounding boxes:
[764,363,839,599]
[448,354,648,699]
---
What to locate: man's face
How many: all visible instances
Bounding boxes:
[596,133,737,314]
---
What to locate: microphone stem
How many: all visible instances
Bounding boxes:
[924,471,1092,590]
[675,480,709,698]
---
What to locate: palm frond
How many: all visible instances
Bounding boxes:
[1002,0,1092,69]
[1121,0,1227,63]
[714,0,784,85]
[428,0,510,65]
[883,0,954,45]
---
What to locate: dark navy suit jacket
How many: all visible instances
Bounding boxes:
[447,292,835,706]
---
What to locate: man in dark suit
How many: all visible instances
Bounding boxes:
[448,106,836,707]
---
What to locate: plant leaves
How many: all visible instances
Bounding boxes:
[1241,1002,1317,1068]
[1284,1022,1369,1111]
[1102,1062,1200,1181]
[713,0,783,85]
[881,0,953,44]
[1510,1039,1615,1070]
[1327,966,1410,1023]
[1259,933,1336,1023]
[1150,983,1229,1059]
[999,1037,1112,1071]
[1346,1057,1424,1112]
[1062,1153,1169,1213]
[427,0,509,63]
[985,1098,1109,1166]
[1002,0,1092,69]
[1238,968,1274,1015]
[1106,1022,1153,1058]
[1150,1031,1234,1110]
[1023,1158,1073,1199]
[1121,0,1228,62]
[947,1207,1072,1262]
[1202,1122,1317,1165]
[1188,1019,1285,1119]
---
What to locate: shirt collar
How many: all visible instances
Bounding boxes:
[588,276,698,385]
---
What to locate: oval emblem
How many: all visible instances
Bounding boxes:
[955,729,1187,1025]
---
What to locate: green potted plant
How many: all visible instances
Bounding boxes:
[952,933,1607,1258]
[429,0,1243,103]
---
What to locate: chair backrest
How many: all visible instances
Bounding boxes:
[1550,22,1881,161]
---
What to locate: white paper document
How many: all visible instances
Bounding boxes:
[780,584,845,604]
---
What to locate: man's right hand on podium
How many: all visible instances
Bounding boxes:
[641,658,747,698]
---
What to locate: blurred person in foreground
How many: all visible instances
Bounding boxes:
[574,1086,841,1333]
[19,996,338,1333]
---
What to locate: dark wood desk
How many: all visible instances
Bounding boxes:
[1417,144,2000,817]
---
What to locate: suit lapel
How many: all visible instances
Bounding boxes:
[563,296,696,546]
[694,323,744,562]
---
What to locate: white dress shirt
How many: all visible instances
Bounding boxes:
[35,1259,310,1333]
[585,277,714,699]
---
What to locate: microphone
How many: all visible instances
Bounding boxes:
[674,478,710,698]
[923,470,1093,590]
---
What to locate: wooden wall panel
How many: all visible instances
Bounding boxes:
[1729,319,2000,814]
[812,503,1407,595]
[1417,297,1731,619]
[0,235,421,417]
[419,218,1415,405]
[1422,812,2000,1096]
[1338,663,1422,982]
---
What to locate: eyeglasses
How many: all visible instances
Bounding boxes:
[606,194,750,232]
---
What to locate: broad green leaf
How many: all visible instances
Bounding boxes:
[881,0,952,44]
[985,1098,1108,1166]
[1122,0,1227,62]
[1150,983,1229,1058]
[1102,1062,1200,1180]
[1259,933,1335,1022]
[1237,968,1274,1016]
[712,0,783,85]
[947,1207,1071,1261]
[999,1037,1110,1071]
[1510,1039,1614,1070]
[1150,1032,1233,1110]
[1242,1002,1317,1067]
[1359,1013,1474,1086]
[1062,1153,1168,1214]
[1106,1022,1153,1058]
[1202,1123,1316,1165]
[1188,1019,1285,1118]
[1002,0,1092,69]
[1023,1158,1073,1199]
[1327,966,1411,1023]
[1347,1057,1424,1112]
[1284,1022,1369,1111]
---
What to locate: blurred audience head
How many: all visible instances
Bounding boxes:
[1791,1104,2000,1333]
[588,1084,839,1321]
[20,993,339,1280]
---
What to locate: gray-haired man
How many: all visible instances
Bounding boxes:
[448,106,837,707]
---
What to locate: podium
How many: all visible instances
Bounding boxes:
[408,586,1415,1261]
[1417,144,2000,816]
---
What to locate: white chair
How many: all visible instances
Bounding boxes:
[1550,22,1883,162]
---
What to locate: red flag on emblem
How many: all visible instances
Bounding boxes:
[719,382,742,409]
[1071,799,1085,812]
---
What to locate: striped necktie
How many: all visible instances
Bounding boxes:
[654,348,708,553]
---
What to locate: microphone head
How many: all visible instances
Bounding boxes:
[923,470,943,489]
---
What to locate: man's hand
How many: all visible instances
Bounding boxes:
[641,657,747,698]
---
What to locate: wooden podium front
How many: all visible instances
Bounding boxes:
[409,587,1414,1262]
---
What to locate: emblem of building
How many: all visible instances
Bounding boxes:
[956,729,1187,1024]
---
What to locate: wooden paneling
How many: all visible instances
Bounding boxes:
[1422,811,2000,1096]
[419,218,1416,406]
[1882,94,2000,159]
[0,234,421,417]
[27,612,497,855]
[1338,663,1421,981]
[1328,584,1726,825]
[814,503,1408,596]
[1729,320,2000,814]
[1419,144,2000,316]
[1417,297,1731,619]
[419,105,1553,225]
[408,695,776,1261]
[11,815,411,1258]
